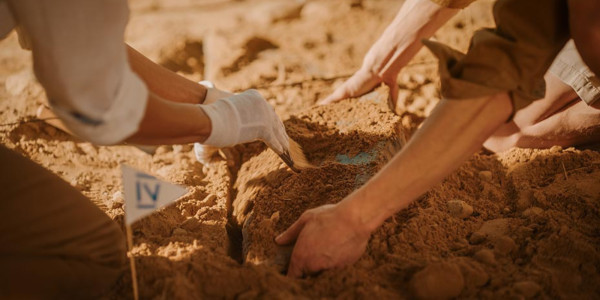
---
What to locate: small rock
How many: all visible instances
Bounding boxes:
[450,238,469,250]
[522,207,544,218]
[270,211,280,222]
[457,259,490,287]
[516,189,534,211]
[447,200,474,219]
[473,249,496,265]
[478,170,493,181]
[469,231,487,244]
[513,281,541,298]
[172,228,188,236]
[410,262,465,300]
[478,218,511,238]
[493,236,516,255]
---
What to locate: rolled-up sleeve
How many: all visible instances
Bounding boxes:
[7,0,148,145]
[424,0,570,112]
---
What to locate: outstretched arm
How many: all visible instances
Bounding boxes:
[320,0,459,106]
[277,92,513,277]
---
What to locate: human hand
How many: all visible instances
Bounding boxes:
[199,89,291,156]
[319,68,399,108]
[275,204,371,278]
[194,81,234,164]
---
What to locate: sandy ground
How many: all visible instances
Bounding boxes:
[1,0,600,299]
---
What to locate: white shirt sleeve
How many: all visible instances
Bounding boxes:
[6,0,148,145]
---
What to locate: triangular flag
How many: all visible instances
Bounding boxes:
[121,165,188,225]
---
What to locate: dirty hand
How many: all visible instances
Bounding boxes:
[275,204,371,278]
[199,89,290,156]
[194,81,233,164]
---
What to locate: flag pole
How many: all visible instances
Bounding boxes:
[126,225,139,300]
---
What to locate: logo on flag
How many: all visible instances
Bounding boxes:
[122,165,188,225]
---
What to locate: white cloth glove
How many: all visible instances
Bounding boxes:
[199,80,234,104]
[199,89,290,155]
[194,81,232,164]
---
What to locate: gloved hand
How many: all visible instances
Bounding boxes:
[194,81,233,164]
[198,87,290,159]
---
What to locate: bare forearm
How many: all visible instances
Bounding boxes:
[340,93,513,232]
[125,93,211,145]
[127,45,207,104]
[364,0,458,80]
[123,46,213,145]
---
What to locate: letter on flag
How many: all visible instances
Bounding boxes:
[121,165,188,225]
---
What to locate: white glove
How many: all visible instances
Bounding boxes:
[199,89,290,155]
[199,80,234,104]
[194,81,233,164]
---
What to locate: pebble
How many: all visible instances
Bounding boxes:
[469,232,487,244]
[513,281,541,298]
[522,207,544,218]
[517,189,534,211]
[478,170,493,181]
[473,249,496,265]
[493,236,516,255]
[447,200,474,219]
[410,262,465,300]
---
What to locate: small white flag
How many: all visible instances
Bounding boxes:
[121,165,188,226]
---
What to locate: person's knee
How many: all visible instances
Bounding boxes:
[96,220,128,270]
[569,0,600,76]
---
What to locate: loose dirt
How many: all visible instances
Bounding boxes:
[1,0,599,299]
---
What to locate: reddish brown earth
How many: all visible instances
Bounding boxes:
[1,0,599,299]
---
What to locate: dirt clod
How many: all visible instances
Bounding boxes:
[410,262,465,300]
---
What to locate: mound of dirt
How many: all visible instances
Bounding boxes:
[234,86,402,271]
[2,0,600,298]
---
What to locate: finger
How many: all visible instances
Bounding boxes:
[287,250,305,278]
[318,87,348,106]
[275,215,308,245]
[383,80,400,113]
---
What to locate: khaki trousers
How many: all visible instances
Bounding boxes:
[0,145,126,299]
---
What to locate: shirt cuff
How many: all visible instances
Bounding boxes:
[52,68,148,145]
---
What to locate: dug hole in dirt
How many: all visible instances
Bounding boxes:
[1,0,600,298]
[126,86,600,299]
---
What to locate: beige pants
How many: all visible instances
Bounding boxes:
[0,145,126,299]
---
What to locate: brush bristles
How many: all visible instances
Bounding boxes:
[288,138,314,169]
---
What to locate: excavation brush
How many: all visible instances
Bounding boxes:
[278,138,313,172]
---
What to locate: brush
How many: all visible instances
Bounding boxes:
[277,138,313,173]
